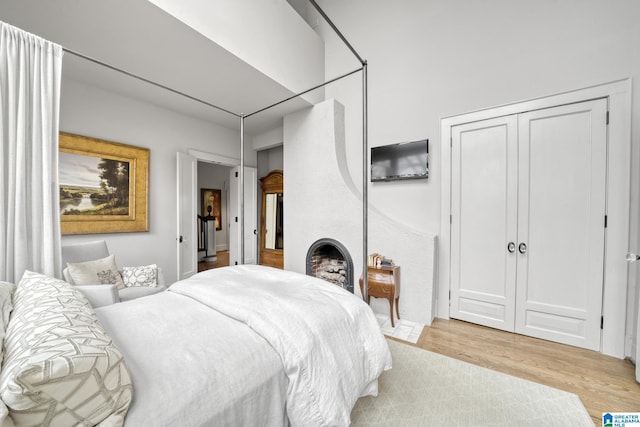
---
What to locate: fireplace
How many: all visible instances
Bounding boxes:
[305,238,354,293]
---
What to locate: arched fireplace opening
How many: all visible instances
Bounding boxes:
[305,238,354,293]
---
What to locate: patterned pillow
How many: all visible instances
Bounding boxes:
[0,281,15,367]
[121,264,158,288]
[0,271,132,427]
[67,254,126,290]
[0,401,12,427]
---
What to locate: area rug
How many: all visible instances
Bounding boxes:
[351,340,594,426]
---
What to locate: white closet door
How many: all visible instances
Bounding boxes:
[515,99,607,351]
[450,115,519,331]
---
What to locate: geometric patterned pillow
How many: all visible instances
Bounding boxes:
[0,271,132,427]
[121,264,158,288]
[66,254,126,290]
[0,281,15,368]
[0,401,12,427]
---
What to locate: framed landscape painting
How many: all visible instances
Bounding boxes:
[59,132,149,234]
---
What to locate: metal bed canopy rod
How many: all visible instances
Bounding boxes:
[245,66,362,118]
[62,47,242,119]
[63,47,364,121]
[61,2,370,300]
[62,0,368,123]
[307,0,365,66]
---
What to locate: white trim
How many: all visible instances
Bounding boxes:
[439,79,632,358]
[188,149,240,167]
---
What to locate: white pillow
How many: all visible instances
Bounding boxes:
[67,254,125,290]
[121,264,158,288]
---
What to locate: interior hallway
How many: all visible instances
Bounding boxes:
[198,250,230,272]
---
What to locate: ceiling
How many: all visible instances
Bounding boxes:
[0,0,317,134]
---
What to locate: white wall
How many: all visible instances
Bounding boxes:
[284,99,437,325]
[316,0,640,350]
[318,0,640,231]
[149,0,325,104]
[59,79,255,283]
[258,146,284,176]
[284,100,363,286]
[253,126,284,152]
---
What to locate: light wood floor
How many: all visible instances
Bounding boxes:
[414,318,639,424]
[197,250,229,272]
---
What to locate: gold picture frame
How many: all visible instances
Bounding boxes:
[201,188,222,231]
[59,132,149,235]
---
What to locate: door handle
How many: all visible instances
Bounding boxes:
[507,242,516,253]
[518,242,527,254]
[179,235,183,243]
[253,229,257,235]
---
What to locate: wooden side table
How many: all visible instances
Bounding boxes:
[359,266,400,327]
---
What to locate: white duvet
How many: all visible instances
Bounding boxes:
[169,265,392,427]
[97,289,289,427]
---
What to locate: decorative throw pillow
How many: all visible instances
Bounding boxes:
[0,271,132,427]
[0,401,13,427]
[0,281,15,367]
[121,264,158,288]
[67,254,125,290]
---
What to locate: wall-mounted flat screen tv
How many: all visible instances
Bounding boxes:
[370,139,429,182]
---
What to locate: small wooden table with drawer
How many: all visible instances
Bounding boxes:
[359,266,400,327]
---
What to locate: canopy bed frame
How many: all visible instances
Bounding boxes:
[59,0,372,299]
[0,7,391,425]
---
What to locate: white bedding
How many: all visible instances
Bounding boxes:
[97,265,392,427]
[170,265,392,426]
[96,292,288,427]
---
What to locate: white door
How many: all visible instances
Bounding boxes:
[450,115,519,331]
[229,166,258,265]
[176,152,198,280]
[450,99,608,351]
[515,100,607,351]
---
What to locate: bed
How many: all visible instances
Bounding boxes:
[0,265,392,427]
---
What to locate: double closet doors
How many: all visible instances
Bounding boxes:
[450,99,608,351]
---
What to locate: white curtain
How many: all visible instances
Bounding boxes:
[0,22,63,283]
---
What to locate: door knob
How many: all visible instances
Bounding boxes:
[507,242,516,253]
[518,243,527,254]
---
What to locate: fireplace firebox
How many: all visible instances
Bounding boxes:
[305,238,354,293]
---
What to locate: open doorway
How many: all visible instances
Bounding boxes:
[177,150,259,280]
[197,161,231,272]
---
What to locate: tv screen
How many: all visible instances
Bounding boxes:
[370,139,429,182]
